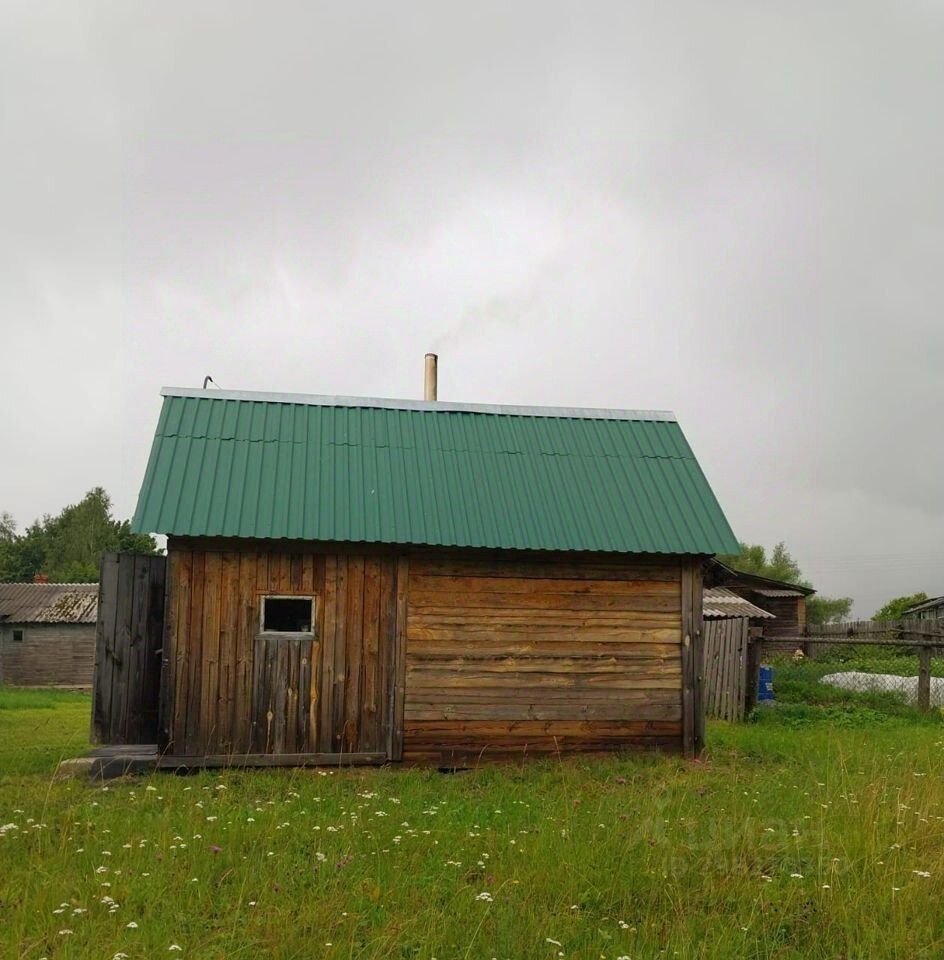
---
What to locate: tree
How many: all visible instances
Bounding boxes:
[807,596,853,625]
[0,488,161,582]
[718,541,806,585]
[873,592,929,622]
[719,540,852,626]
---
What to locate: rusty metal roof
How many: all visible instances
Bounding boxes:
[0,583,98,624]
[703,586,775,619]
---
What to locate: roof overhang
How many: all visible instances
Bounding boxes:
[703,586,776,619]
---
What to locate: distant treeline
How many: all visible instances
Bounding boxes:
[0,487,160,583]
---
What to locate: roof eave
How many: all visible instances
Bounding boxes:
[159,387,677,422]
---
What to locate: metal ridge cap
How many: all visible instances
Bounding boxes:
[158,387,677,422]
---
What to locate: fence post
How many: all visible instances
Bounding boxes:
[918,645,932,712]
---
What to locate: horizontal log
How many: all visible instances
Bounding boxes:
[409,575,680,597]
[406,671,680,689]
[405,684,680,701]
[408,558,681,581]
[403,702,682,721]
[407,656,680,674]
[409,593,680,612]
[402,738,682,760]
[406,630,681,647]
[405,719,681,736]
[407,611,682,627]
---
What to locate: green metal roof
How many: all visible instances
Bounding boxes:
[131,388,738,555]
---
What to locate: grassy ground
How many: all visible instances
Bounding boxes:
[2,686,944,959]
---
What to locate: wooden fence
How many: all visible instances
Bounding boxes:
[702,618,751,721]
[91,552,167,745]
[751,619,944,714]
[704,618,944,721]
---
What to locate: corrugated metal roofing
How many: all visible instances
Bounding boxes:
[753,587,806,598]
[131,388,739,556]
[703,587,775,619]
[0,583,98,624]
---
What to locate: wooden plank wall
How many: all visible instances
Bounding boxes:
[702,617,749,722]
[91,552,166,744]
[0,623,96,687]
[162,542,702,762]
[164,545,397,758]
[402,556,687,761]
[165,547,323,755]
[318,555,398,755]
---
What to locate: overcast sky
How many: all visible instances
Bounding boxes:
[2,2,942,615]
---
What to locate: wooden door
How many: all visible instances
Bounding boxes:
[92,552,166,745]
[251,631,319,754]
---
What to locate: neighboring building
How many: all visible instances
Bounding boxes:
[707,560,815,640]
[701,587,774,722]
[903,596,944,621]
[0,582,98,687]
[703,586,775,623]
[121,382,739,764]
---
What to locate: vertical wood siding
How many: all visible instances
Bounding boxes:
[92,553,166,744]
[702,617,750,722]
[164,544,397,758]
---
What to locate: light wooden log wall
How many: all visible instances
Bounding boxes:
[402,555,691,761]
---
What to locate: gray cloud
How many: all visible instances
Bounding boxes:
[2,1,942,614]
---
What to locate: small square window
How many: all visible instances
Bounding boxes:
[12,629,24,643]
[261,596,314,633]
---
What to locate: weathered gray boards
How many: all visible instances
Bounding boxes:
[702,618,751,722]
[91,553,166,745]
[0,582,98,687]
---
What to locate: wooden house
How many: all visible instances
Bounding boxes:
[903,596,944,621]
[707,561,814,642]
[0,582,98,687]
[121,376,737,765]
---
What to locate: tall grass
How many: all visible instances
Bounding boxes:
[1,688,944,958]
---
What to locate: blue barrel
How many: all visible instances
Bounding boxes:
[758,665,775,703]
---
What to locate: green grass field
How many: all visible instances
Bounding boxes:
[2,685,944,959]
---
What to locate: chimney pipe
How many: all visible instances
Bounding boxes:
[424,353,438,401]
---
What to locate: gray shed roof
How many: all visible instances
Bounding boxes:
[903,596,944,616]
[703,586,775,620]
[0,583,98,624]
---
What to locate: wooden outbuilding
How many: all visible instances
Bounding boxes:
[707,561,814,642]
[903,596,944,621]
[113,380,738,765]
[0,582,98,687]
[701,586,773,722]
